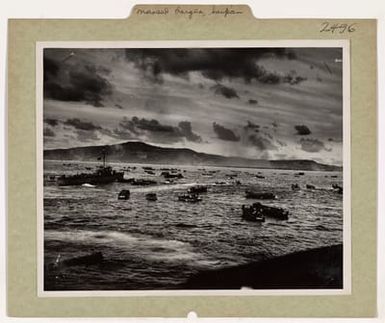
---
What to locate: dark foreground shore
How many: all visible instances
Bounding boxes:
[183,244,343,289]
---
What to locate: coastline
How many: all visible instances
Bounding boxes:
[182,244,343,289]
[43,140,342,172]
[43,158,343,173]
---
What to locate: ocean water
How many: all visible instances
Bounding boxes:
[43,160,343,290]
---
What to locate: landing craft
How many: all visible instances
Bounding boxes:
[56,149,124,186]
[242,202,289,221]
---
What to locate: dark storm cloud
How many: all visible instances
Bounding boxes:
[211,84,239,99]
[124,48,298,83]
[44,55,113,107]
[43,57,59,81]
[178,121,202,142]
[44,118,59,127]
[118,117,139,135]
[242,121,277,151]
[248,134,277,151]
[299,138,325,153]
[294,125,312,135]
[43,128,55,137]
[63,118,101,131]
[116,116,202,144]
[212,122,240,142]
[97,65,112,75]
[131,117,182,134]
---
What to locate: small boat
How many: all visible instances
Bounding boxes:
[213,181,227,185]
[44,175,58,185]
[242,202,289,221]
[332,184,343,194]
[306,184,316,190]
[245,190,276,199]
[291,183,300,191]
[142,166,155,171]
[188,185,208,194]
[178,193,202,203]
[118,189,130,200]
[162,172,184,179]
[130,178,157,186]
[241,205,265,222]
[255,175,265,179]
[146,193,157,201]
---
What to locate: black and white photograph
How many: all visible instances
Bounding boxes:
[40,42,349,293]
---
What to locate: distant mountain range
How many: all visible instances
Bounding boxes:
[44,141,342,172]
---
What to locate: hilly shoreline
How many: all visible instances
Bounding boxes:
[44,141,342,172]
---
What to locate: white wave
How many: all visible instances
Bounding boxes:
[82,183,96,188]
[44,229,216,266]
[128,182,198,193]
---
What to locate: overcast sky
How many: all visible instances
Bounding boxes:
[43,47,343,165]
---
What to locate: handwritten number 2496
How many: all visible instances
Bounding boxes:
[320,22,356,33]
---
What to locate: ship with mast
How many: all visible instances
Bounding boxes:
[56,148,124,186]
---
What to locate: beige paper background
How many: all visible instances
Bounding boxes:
[7,5,377,317]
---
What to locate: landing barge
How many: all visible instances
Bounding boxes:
[57,150,124,186]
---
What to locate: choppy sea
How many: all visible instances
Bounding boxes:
[43,160,343,290]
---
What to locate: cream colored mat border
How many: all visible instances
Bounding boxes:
[7,5,376,317]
